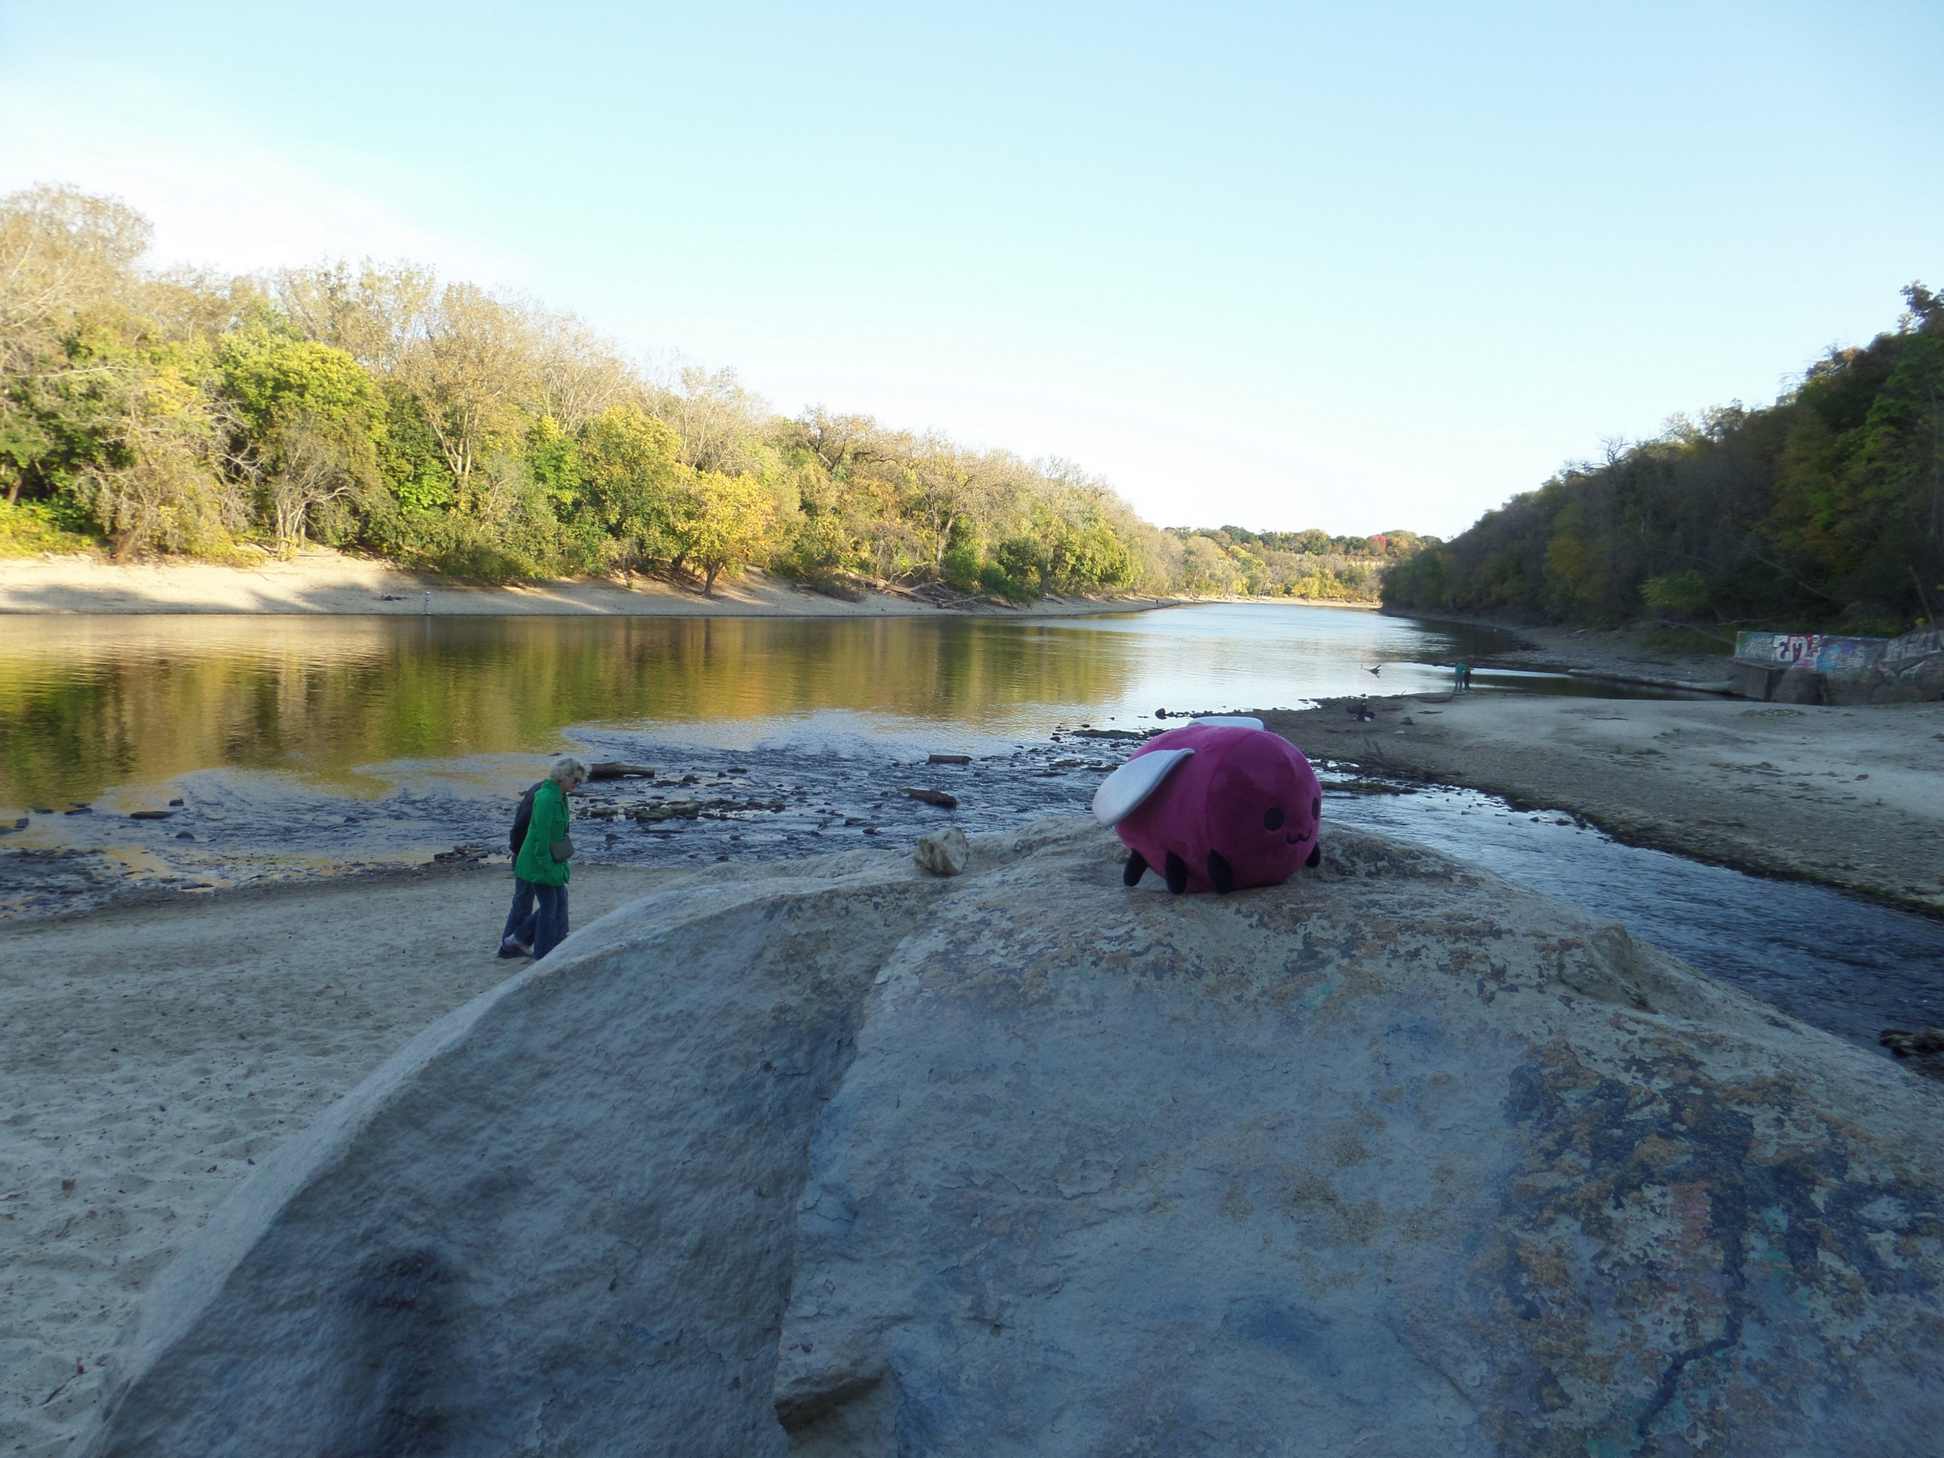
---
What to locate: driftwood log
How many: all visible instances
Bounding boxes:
[905,788,959,809]
[587,762,656,780]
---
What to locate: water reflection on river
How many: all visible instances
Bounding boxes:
[0,606,1529,808]
[2,604,1940,1055]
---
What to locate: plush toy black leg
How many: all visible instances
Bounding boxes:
[1164,851,1189,895]
[1207,849,1235,894]
[1305,841,1321,869]
[1123,851,1148,886]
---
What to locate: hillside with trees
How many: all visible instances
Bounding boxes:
[1383,286,1944,635]
[1167,526,1435,601]
[0,184,1424,605]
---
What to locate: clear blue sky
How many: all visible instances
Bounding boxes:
[3,0,1938,537]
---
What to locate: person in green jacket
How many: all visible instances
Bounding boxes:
[512,757,584,959]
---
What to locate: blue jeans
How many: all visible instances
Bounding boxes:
[501,877,538,951]
[532,883,570,960]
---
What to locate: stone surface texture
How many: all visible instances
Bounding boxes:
[87,821,1944,1457]
[912,827,970,877]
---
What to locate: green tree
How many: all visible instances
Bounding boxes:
[671,471,779,595]
[575,403,686,574]
[215,328,387,552]
[395,283,538,504]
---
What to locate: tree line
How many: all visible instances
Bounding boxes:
[1383,285,1944,635]
[1166,525,1436,602]
[0,184,1426,604]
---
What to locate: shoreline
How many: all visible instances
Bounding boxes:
[0,549,1183,620]
[9,625,1944,1447]
[1395,612,1733,685]
[1259,691,1944,918]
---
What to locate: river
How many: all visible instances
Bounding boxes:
[2,604,1939,1049]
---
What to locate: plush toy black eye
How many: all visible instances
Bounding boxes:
[1263,807,1285,830]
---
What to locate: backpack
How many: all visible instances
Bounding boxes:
[509,782,541,856]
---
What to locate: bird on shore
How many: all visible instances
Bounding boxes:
[1364,664,1381,676]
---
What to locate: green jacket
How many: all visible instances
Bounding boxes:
[514,779,572,887]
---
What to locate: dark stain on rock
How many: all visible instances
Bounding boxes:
[1497,1043,1943,1454]
[340,1247,456,1455]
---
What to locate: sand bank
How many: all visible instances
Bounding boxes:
[0,550,1175,619]
[0,864,663,1456]
[1398,614,1733,686]
[1264,692,1944,915]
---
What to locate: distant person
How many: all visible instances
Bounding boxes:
[505,757,585,960]
[498,776,545,958]
[1454,659,1473,692]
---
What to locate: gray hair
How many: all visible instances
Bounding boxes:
[549,757,588,786]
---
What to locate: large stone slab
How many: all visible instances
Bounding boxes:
[773,830,1944,1455]
[87,822,1943,1456]
[84,853,931,1458]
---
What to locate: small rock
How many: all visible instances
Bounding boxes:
[64,805,92,816]
[130,810,174,821]
[169,798,185,808]
[176,831,194,841]
[905,788,959,809]
[31,806,53,814]
[927,754,972,766]
[913,828,970,877]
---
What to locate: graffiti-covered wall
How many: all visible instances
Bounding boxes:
[1732,629,1944,703]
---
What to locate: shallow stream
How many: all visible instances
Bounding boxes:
[2,605,1938,1054]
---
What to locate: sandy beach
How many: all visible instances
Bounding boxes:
[0,863,671,1456]
[0,550,1175,620]
[1262,692,1944,916]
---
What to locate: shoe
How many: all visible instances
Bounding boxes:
[497,938,533,959]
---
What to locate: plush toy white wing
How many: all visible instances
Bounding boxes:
[1091,748,1195,827]
[1189,715,1264,729]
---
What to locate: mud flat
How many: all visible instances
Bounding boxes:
[1264,692,1944,915]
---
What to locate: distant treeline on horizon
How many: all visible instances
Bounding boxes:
[1383,284,1944,636]
[0,184,1428,605]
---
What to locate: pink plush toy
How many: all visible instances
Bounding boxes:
[1091,717,1322,894]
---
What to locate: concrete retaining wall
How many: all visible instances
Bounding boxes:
[1732,628,1944,704]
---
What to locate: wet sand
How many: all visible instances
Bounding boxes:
[1264,692,1944,916]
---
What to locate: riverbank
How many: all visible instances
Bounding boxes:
[0,863,668,1455]
[1261,692,1944,916]
[1399,612,1733,687]
[0,549,1178,619]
